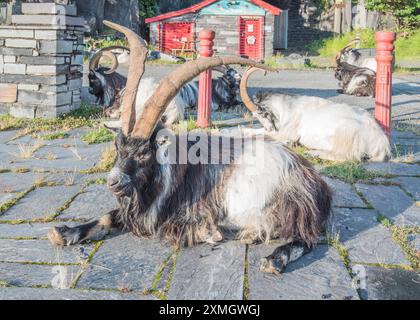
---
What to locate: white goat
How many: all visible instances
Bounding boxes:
[238,67,391,162]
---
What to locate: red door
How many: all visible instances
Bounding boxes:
[239,17,263,60]
[162,22,194,55]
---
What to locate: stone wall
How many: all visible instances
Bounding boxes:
[0,2,84,118]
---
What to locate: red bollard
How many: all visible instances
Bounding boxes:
[196,29,215,128]
[375,31,396,141]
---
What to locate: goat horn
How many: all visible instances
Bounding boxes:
[131,56,275,139]
[239,66,269,113]
[103,20,148,136]
[89,50,119,74]
[336,39,358,64]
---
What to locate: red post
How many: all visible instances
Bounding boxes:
[375,31,396,141]
[196,29,215,128]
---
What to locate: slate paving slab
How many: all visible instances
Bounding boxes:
[0,262,82,288]
[76,233,171,291]
[357,265,420,300]
[323,177,366,208]
[329,208,409,265]
[0,130,20,144]
[8,158,97,172]
[59,184,118,221]
[0,222,56,239]
[247,245,359,300]
[1,185,81,220]
[345,224,409,265]
[328,208,378,242]
[0,172,38,193]
[0,193,15,205]
[0,287,153,300]
[355,184,414,221]
[362,162,420,176]
[0,239,93,264]
[391,176,420,200]
[408,234,420,252]
[0,144,21,165]
[394,204,420,227]
[167,241,246,300]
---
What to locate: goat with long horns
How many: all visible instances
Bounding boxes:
[335,41,376,97]
[237,67,390,162]
[48,21,332,274]
[89,46,243,124]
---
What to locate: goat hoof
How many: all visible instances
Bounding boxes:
[48,225,80,246]
[48,226,67,246]
[259,257,285,275]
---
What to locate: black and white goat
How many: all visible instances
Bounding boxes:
[236,67,391,162]
[49,21,332,275]
[88,46,129,112]
[89,48,242,124]
[340,40,377,72]
[335,43,376,97]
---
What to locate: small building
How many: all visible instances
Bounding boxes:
[146,0,288,61]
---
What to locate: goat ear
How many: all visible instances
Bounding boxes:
[103,122,121,135]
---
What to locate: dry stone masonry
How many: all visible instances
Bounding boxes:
[0,2,85,118]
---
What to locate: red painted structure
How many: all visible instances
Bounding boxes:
[239,16,264,60]
[374,31,396,141]
[196,29,215,128]
[161,22,194,54]
[145,0,280,24]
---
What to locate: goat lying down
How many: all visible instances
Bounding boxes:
[237,67,391,162]
[49,21,332,275]
[89,48,242,125]
[335,42,376,97]
[340,40,377,72]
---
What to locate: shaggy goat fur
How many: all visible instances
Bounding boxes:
[90,69,242,124]
[335,61,376,97]
[264,93,390,161]
[238,82,390,162]
[88,67,126,109]
[50,126,331,261]
[341,49,377,72]
[50,22,332,275]
[334,43,377,97]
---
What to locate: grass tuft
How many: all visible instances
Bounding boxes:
[41,132,69,141]
[81,145,116,174]
[320,162,390,184]
[81,128,113,145]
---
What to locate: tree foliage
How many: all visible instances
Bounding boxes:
[365,0,420,30]
[138,0,156,18]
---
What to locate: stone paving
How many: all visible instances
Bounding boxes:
[0,69,419,300]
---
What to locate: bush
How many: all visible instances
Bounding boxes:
[308,29,375,57]
[308,28,420,60]
[365,0,420,30]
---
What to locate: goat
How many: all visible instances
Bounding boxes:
[340,40,377,72]
[237,67,391,162]
[48,21,332,275]
[89,49,242,124]
[88,46,128,111]
[335,42,376,97]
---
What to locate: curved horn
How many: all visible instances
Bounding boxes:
[239,66,268,113]
[336,39,358,64]
[89,50,119,74]
[131,56,275,139]
[103,20,148,136]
